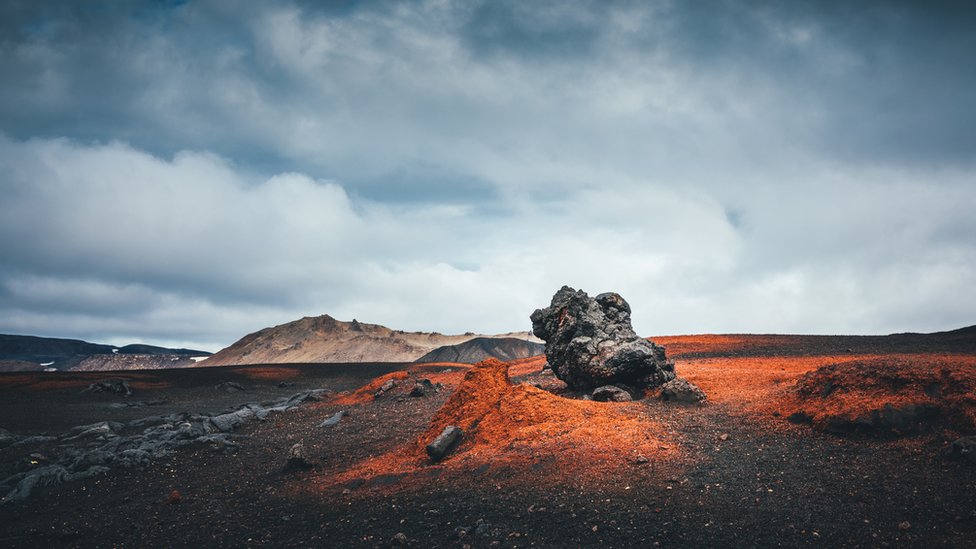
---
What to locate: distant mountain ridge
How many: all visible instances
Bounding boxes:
[415,337,544,364]
[201,315,541,365]
[0,334,211,372]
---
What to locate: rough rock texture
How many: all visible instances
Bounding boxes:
[426,426,463,462]
[659,378,708,404]
[530,286,676,391]
[1,388,329,503]
[591,385,633,402]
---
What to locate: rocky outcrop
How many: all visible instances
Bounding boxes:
[530,286,676,391]
[1,388,329,503]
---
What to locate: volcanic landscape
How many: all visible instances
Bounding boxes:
[2,305,975,547]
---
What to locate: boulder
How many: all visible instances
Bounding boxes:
[409,379,436,397]
[591,385,633,402]
[530,286,676,391]
[426,426,463,462]
[659,378,707,404]
[81,379,132,397]
[374,379,397,398]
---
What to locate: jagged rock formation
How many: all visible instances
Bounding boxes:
[530,286,676,391]
[414,337,544,364]
[201,314,538,365]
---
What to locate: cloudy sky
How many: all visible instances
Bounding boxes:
[1,0,974,351]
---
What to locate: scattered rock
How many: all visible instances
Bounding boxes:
[214,381,246,393]
[946,436,976,462]
[410,379,436,397]
[284,443,313,471]
[319,411,347,427]
[530,286,676,391]
[1,387,330,503]
[591,385,633,402]
[659,378,707,404]
[81,379,132,397]
[375,380,397,398]
[426,425,463,462]
[787,412,814,424]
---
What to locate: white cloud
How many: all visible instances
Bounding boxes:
[0,1,974,348]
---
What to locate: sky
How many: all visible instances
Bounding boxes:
[1,0,975,351]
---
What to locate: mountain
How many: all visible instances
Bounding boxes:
[0,334,211,372]
[200,315,540,365]
[415,337,544,364]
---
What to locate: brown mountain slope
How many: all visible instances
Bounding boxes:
[200,314,539,365]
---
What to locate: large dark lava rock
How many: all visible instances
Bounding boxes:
[530,286,676,391]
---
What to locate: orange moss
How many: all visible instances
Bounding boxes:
[770,354,976,435]
[327,359,676,491]
[678,355,873,408]
[328,371,410,406]
[508,355,547,377]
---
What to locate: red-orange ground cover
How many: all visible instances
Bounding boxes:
[677,355,874,408]
[326,371,411,406]
[325,359,676,491]
[773,354,976,435]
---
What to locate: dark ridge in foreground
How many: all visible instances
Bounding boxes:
[414,337,544,364]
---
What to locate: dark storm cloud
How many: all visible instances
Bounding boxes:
[0,0,974,348]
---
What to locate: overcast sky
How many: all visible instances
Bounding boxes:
[1,0,974,351]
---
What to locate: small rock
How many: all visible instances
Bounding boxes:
[634,455,649,464]
[591,385,633,402]
[82,379,132,397]
[390,532,408,546]
[409,379,435,397]
[284,443,313,471]
[426,426,463,462]
[719,433,729,441]
[454,526,472,538]
[166,490,182,504]
[375,380,397,398]
[898,521,911,530]
[474,521,492,537]
[319,411,347,427]
[214,381,246,393]
[946,436,976,462]
[659,378,707,404]
[787,411,814,424]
